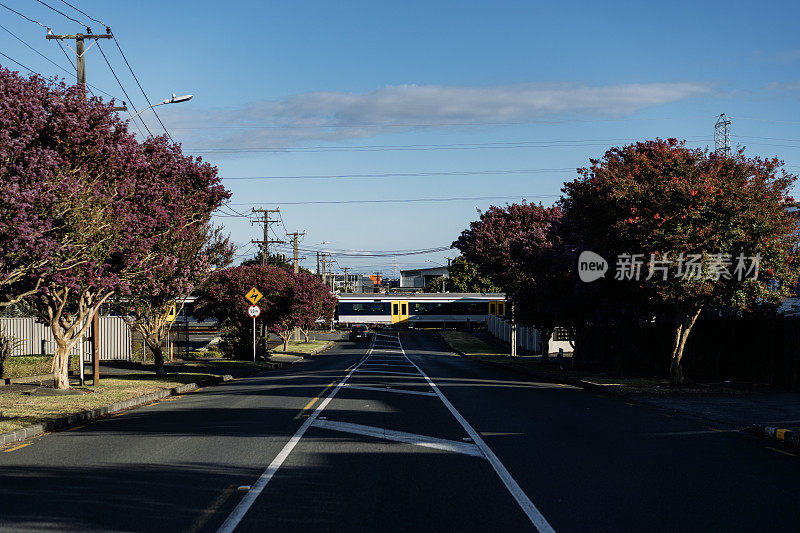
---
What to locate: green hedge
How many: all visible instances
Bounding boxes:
[2,354,79,379]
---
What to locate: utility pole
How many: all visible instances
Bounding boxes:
[316,251,320,277]
[286,231,306,274]
[251,208,282,265]
[46,30,127,112]
[343,267,350,293]
[286,230,305,341]
[320,254,327,283]
[715,113,731,156]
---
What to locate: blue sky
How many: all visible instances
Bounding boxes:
[2,0,800,276]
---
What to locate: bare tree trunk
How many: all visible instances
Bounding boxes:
[301,328,310,343]
[669,305,703,386]
[146,336,166,376]
[541,329,553,362]
[51,338,72,389]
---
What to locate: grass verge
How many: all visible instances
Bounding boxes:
[0,373,217,434]
[269,339,330,356]
[439,331,741,395]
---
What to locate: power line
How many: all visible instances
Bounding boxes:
[32,0,87,27]
[0,50,35,72]
[0,22,71,73]
[297,247,452,258]
[185,137,713,154]
[0,2,50,30]
[220,167,575,180]
[111,35,173,142]
[95,41,152,137]
[168,115,718,131]
[220,194,558,208]
[55,0,106,26]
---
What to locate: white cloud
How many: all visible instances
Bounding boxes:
[161,81,713,151]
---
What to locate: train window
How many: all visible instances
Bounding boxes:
[401,303,407,315]
[499,303,505,315]
[393,303,398,315]
[352,303,367,312]
[490,303,496,315]
[369,303,385,313]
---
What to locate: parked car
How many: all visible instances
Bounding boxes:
[349,324,370,342]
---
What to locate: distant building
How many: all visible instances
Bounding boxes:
[400,266,448,290]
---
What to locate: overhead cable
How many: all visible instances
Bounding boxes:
[221,194,558,207]
[111,35,173,142]
[56,0,106,26]
[221,168,575,180]
[0,50,34,72]
[32,0,87,27]
[0,2,50,30]
[95,41,153,137]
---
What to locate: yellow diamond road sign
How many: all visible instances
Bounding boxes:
[245,287,263,305]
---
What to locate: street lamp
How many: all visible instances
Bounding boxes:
[127,93,193,121]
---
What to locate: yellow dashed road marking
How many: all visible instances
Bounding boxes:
[2,442,33,453]
[766,446,797,457]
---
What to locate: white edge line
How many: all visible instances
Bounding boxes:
[311,419,483,458]
[397,333,556,533]
[216,337,376,533]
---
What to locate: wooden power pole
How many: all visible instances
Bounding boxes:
[46,31,126,112]
[251,208,282,265]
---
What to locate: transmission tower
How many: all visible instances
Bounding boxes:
[714,113,731,156]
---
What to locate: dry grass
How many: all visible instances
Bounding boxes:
[0,373,215,434]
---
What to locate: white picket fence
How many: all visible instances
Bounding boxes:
[0,317,131,361]
[486,314,572,355]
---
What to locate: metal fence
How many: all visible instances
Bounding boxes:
[0,317,131,361]
[486,315,572,355]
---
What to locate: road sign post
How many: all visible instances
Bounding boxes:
[247,305,261,362]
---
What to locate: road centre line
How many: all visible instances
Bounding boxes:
[311,419,484,458]
[396,334,556,533]
[342,384,437,397]
[216,339,376,533]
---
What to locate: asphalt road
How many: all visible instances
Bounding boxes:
[1,331,799,532]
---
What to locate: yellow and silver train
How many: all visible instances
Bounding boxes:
[336,293,506,326]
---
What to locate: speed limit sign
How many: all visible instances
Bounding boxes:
[247,305,261,318]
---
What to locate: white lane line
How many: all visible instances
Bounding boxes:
[216,338,376,533]
[342,384,437,397]
[311,419,484,458]
[355,369,422,376]
[397,334,556,533]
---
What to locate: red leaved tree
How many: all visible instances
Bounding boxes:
[561,139,799,384]
[195,265,293,358]
[454,202,572,357]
